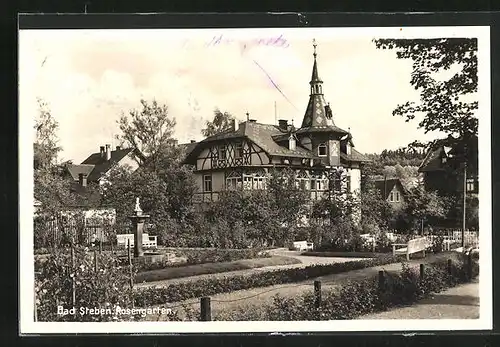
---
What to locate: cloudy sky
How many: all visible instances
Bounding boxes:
[20,27,475,164]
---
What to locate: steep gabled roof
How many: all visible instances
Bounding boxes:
[340,148,370,163]
[81,147,136,181]
[185,121,317,163]
[66,164,95,180]
[373,178,407,198]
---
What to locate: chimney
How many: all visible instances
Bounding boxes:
[172,139,178,147]
[78,173,87,187]
[278,119,288,131]
[289,134,296,151]
[190,140,196,143]
[116,145,121,151]
[105,144,111,161]
[231,119,236,131]
[100,146,105,158]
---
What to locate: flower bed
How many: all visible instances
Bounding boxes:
[135,256,301,283]
[133,255,399,307]
[117,247,271,272]
[301,251,389,258]
[213,252,479,321]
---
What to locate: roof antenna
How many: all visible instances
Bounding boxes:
[246,111,249,121]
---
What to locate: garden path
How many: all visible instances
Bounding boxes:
[135,248,364,288]
[359,278,479,319]
[142,252,454,321]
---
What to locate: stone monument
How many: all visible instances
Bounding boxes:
[128,197,150,258]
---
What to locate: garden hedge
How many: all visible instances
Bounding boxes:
[213,252,479,321]
[118,247,271,272]
[133,254,399,307]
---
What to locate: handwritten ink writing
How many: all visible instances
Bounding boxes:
[206,34,290,48]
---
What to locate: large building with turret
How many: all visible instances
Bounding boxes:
[182,41,369,204]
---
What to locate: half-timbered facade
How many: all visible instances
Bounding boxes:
[183,40,369,204]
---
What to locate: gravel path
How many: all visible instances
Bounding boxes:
[142,252,454,321]
[135,248,365,288]
[359,279,479,319]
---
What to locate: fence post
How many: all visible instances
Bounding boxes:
[128,239,134,290]
[99,237,103,254]
[419,264,425,281]
[200,297,211,321]
[378,270,385,292]
[467,252,473,282]
[314,280,322,320]
[94,249,98,273]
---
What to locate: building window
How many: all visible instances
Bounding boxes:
[466,178,475,192]
[203,175,212,192]
[395,192,400,202]
[253,177,266,190]
[389,192,394,202]
[318,144,327,157]
[296,178,309,190]
[235,142,243,159]
[243,175,253,190]
[219,145,227,160]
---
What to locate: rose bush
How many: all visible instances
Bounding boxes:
[35,246,137,322]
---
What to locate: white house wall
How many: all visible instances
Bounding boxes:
[349,167,361,194]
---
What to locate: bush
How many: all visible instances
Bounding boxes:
[135,256,301,283]
[213,253,479,321]
[133,255,398,307]
[35,246,137,322]
[116,247,271,273]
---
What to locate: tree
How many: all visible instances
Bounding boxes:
[201,108,235,137]
[399,185,449,233]
[267,168,308,230]
[359,179,393,230]
[101,165,171,235]
[117,99,176,169]
[373,38,478,138]
[34,98,61,170]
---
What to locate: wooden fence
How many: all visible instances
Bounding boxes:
[34,217,113,249]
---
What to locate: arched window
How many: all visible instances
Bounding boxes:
[318,143,327,157]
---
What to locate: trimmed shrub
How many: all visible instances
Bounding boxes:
[117,247,271,273]
[212,253,479,321]
[133,255,398,307]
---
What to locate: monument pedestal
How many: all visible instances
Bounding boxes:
[128,198,150,258]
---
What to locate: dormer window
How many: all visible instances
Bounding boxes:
[318,143,327,157]
[346,143,352,155]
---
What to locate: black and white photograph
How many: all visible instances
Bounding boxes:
[19,23,491,333]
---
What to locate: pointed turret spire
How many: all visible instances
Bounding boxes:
[310,39,322,84]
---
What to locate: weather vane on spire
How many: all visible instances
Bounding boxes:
[313,38,317,58]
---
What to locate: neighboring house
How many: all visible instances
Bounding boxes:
[418,135,478,197]
[373,178,407,209]
[182,42,369,204]
[66,144,140,189]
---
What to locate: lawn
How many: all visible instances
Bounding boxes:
[135,255,301,283]
[301,251,390,258]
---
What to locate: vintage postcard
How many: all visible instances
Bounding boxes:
[19,23,491,333]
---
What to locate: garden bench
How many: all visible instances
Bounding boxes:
[116,233,157,249]
[392,237,430,261]
[290,241,314,251]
